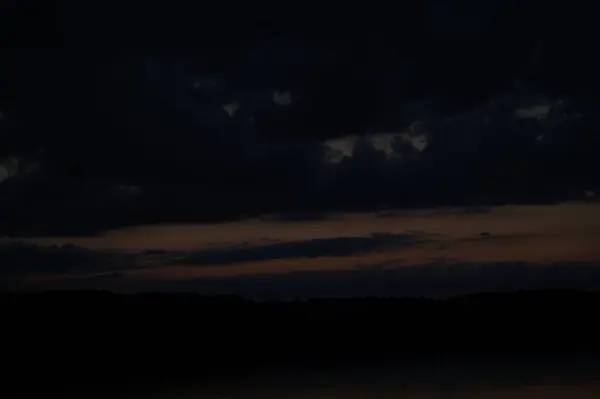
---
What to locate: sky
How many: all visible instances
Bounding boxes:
[1,0,600,296]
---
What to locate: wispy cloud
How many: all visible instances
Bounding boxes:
[169,233,427,266]
[5,234,600,299]
[28,259,600,299]
[0,232,427,286]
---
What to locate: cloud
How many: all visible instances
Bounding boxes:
[0,242,128,282]
[0,232,425,283]
[515,104,551,120]
[0,158,17,184]
[222,101,239,117]
[2,84,598,236]
[2,11,600,234]
[425,0,504,31]
[171,233,425,266]
[110,184,143,201]
[259,210,336,222]
[5,218,600,299]
[4,235,600,298]
[95,260,600,299]
[273,91,292,106]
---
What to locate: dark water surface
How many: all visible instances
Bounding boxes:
[65,355,600,398]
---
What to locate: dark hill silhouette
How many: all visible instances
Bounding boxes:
[2,289,600,392]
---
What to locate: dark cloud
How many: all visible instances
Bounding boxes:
[21,258,600,299]
[0,242,130,291]
[171,233,425,266]
[456,207,493,215]
[1,1,600,235]
[5,235,600,299]
[0,233,424,286]
[140,260,600,300]
[259,211,338,223]
[456,232,543,244]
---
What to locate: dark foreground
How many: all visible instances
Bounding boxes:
[2,289,600,393]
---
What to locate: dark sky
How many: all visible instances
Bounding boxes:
[1,0,599,295]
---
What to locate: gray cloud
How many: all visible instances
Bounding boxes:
[145,260,600,300]
[5,237,600,299]
[171,233,426,266]
[31,259,600,299]
[2,10,600,235]
[0,233,425,285]
[0,242,133,288]
[2,80,597,235]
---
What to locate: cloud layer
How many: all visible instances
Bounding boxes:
[3,223,600,298]
[1,1,600,234]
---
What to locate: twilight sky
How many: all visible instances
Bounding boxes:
[1,0,599,296]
